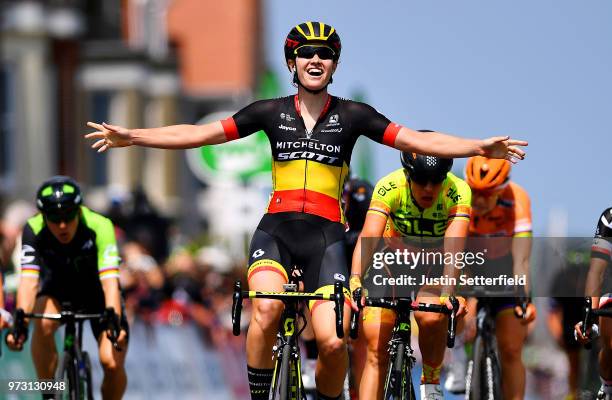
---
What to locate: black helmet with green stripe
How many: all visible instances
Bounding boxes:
[36,176,82,217]
[284,21,341,70]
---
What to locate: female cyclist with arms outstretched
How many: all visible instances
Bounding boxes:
[86,22,526,399]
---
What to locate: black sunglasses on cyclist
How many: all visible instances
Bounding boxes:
[294,45,336,60]
[410,174,447,186]
[45,208,79,224]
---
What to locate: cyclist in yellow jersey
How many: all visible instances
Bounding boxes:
[351,150,471,399]
[86,22,526,400]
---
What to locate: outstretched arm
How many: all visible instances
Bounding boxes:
[394,127,527,162]
[85,121,228,152]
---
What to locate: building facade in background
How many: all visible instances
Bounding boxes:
[1,0,262,222]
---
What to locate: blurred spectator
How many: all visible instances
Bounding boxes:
[120,241,165,325]
[124,187,171,262]
[1,200,36,271]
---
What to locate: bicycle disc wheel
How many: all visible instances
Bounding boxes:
[466,336,483,400]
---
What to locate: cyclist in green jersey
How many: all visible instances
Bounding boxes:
[351,151,471,399]
[85,21,526,400]
[5,177,128,400]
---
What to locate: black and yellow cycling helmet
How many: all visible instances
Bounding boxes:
[284,21,341,70]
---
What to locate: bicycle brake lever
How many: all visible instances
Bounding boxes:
[103,308,122,352]
[583,297,593,350]
[349,288,363,339]
[334,282,344,339]
[447,296,459,348]
[232,281,243,336]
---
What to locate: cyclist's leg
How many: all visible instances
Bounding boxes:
[494,302,527,400]
[245,228,290,399]
[414,289,447,386]
[299,306,318,390]
[94,309,129,400]
[356,307,395,399]
[308,240,351,399]
[31,296,61,379]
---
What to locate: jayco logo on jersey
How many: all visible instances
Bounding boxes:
[82,239,94,250]
[280,113,295,122]
[21,244,36,264]
[334,273,346,282]
[278,124,297,132]
[252,249,265,258]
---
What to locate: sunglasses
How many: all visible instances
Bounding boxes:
[410,174,447,186]
[294,45,336,60]
[45,209,79,224]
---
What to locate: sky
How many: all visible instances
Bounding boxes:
[262,0,612,236]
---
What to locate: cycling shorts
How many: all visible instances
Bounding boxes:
[247,212,350,310]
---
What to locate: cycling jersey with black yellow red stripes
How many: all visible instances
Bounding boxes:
[367,168,472,238]
[221,95,401,223]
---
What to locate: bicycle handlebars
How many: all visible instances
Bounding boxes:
[232,280,346,339]
[6,307,123,351]
[349,291,459,348]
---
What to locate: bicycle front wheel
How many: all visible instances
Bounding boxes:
[466,335,483,400]
[384,342,414,399]
[54,352,80,400]
[270,345,292,400]
[484,352,502,400]
[81,352,94,400]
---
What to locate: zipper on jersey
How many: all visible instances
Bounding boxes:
[293,95,332,213]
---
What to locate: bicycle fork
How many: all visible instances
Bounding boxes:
[385,312,416,397]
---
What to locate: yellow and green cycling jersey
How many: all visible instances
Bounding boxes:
[368,168,472,238]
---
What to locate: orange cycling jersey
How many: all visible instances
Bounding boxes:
[469,181,532,258]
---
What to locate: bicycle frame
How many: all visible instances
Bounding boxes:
[384,306,416,399]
